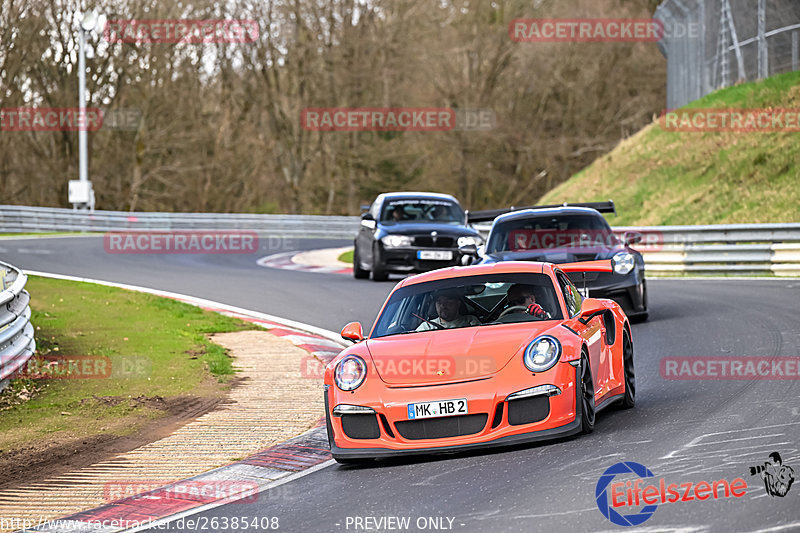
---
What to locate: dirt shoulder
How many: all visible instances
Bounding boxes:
[0,330,324,530]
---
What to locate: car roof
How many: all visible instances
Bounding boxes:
[492,206,604,224]
[396,261,550,288]
[378,192,460,204]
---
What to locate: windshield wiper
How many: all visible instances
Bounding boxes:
[411,313,444,330]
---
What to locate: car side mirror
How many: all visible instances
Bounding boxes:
[361,212,374,221]
[458,244,479,265]
[341,322,364,342]
[623,231,642,245]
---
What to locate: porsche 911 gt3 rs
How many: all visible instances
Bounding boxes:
[323,260,635,463]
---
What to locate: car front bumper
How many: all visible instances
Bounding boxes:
[325,362,583,459]
[378,246,465,273]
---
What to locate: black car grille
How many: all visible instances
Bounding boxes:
[413,236,455,248]
[341,414,381,439]
[507,396,550,426]
[394,413,488,440]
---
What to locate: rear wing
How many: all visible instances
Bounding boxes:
[557,260,613,273]
[466,200,616,224]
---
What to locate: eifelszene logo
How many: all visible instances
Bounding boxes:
[595,461,748,527]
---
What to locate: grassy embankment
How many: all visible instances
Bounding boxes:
[0,277,255,455]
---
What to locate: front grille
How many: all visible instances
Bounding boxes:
[341,414,381,439]
[507,396,550,426]
[394,414,488,440]
[414,236,455,248]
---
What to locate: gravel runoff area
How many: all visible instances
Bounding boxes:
[0,330,325,532]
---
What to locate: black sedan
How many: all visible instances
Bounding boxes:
[353,192,483,281]
[475,204,648,320]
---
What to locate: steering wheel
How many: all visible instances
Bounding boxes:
[498,305,530,319]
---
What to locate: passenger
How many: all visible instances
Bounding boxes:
[416,290,480,331]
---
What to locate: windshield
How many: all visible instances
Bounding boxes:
[486,214,618,253]
[381,199,464,224]
[371,273,562,338]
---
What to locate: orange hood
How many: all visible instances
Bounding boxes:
[365,322,555,385]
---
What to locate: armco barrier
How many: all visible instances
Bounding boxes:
[0,205,357,238]
[1,205,799,276]
[0,261,36,391]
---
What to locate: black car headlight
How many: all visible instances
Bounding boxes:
[334,355,367,391]
[457,236,483,247]
[381,235,413,248]
[612,251,635,275]
[523,336,561,373]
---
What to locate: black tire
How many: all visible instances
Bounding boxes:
[621,331,636,409]
[633,280,649,322]
[352,245,369,279]
[579,352,596,434]
[371,245,388,281]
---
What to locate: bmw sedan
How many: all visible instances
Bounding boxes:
[354,192,483,281]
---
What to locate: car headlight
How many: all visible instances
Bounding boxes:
[612,251,635,275]
[334,355,367,391]
[457,236,483,247]
[381,235,413,248]
[523,336,562,373]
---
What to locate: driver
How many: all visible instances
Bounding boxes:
[505,284,550,319]
[416,289,480,331]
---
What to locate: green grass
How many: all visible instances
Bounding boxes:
[540,70,800,226]
[0,276,256,453]
[338,250,354,263]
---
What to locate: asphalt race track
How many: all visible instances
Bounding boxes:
[4,236,800,533]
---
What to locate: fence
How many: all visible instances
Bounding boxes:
[0,261,36,392]
[1,205,799,276]
[655,0,800,109]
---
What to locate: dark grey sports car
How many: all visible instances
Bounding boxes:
[474,203,648,320]
[353,192,483,281]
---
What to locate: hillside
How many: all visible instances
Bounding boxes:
[540,70,800,226]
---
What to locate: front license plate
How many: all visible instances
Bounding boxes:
[407,399,468,420]
[417,250,453,260]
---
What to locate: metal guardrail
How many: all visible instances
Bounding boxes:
[1,205,799,276]
[616,224,800,276]
[0,261,36,391]
[0,205,357,238]
[473,222,800,276]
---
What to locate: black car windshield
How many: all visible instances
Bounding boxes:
[486,214,618,253]
[381,199,464,224]
[371,273,562,338]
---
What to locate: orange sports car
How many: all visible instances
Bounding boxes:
[324,260,635,463]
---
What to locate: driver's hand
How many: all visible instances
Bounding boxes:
[527,303,547,319]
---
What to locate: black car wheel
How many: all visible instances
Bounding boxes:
[352,245,369,279]
[371,244,388,281]
[580,352,595,434]
[632,279,648,322]
[621,331,635,409]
